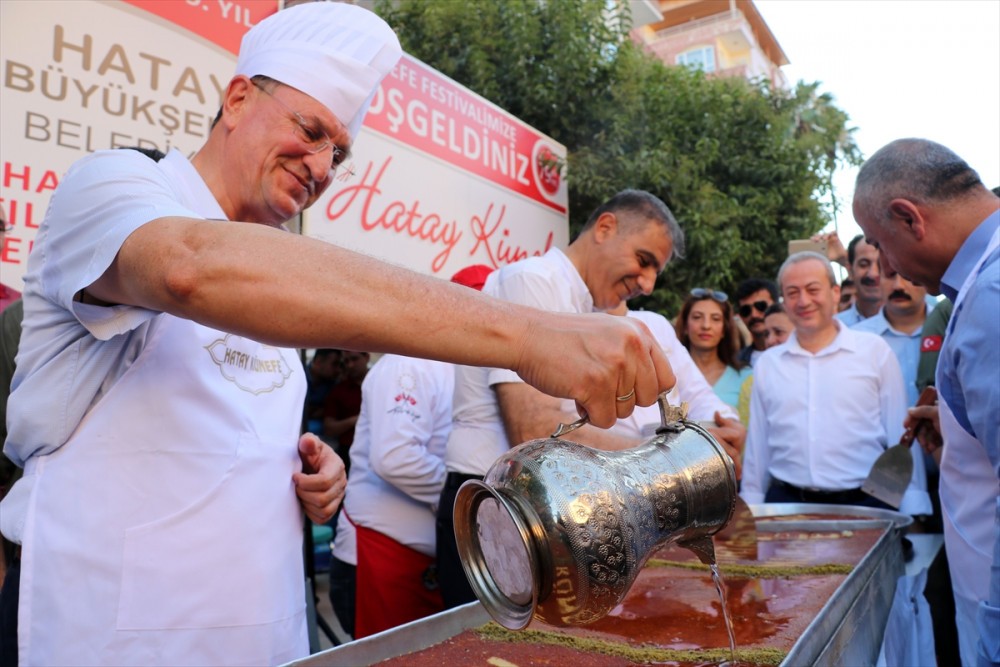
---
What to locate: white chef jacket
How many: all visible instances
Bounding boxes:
[445,248,590,476]
[612,309,737,439]
[741,322,931,516]
[1,149,309,665]
[341,354,454,556]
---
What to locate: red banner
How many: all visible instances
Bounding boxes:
[122,0,279,54]
[364,55,567,214]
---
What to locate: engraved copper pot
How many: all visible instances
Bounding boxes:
[454,396,736,630]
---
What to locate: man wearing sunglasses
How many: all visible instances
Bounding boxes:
[0,6,676,665]
[734,278,779,367]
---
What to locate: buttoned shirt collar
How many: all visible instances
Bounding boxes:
[940,210,1000,302]
[784,319,855,358]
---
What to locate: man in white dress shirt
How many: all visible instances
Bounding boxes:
[741,252,931,516]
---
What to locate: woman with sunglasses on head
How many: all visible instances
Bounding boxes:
[675,288,751,413]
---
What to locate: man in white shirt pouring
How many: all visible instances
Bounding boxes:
[741,251,930,516]
[0,7,676,665]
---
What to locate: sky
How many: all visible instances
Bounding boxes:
[753,0,1000,242]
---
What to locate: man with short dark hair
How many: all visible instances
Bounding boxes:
[836,234,883,325]
[734,278,779,366]
[838,277,856,313]
[854,265,931,407]
[853,138,999,666]
[438,189,689,607]
[741,252,930,515]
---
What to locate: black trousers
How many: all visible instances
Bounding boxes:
[765,477,894,510]
[328,555,356,639]
[435,472,482,609]
[0,559,18,667]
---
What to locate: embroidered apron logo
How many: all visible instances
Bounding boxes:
[206,335,294,395]
[388,371,421,421]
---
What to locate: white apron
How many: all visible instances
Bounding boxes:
[937,227,1000,666]
[18,314,309,665]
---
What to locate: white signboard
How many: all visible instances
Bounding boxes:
[303,52,569,278]
[1,1,568,293]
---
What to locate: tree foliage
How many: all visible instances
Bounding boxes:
[376,0,861,315]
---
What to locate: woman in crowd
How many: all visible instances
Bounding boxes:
[675,288,751,412]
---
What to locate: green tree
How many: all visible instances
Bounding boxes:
[376,0,861,315]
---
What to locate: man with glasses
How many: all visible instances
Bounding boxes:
[734,278,779,367]
[0,6,675,665]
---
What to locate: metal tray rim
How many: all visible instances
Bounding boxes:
[286,503,909,666]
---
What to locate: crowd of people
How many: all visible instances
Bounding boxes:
[0,3,996,667]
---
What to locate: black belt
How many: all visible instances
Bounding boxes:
[771,478,870,504]
[445,472,483,489]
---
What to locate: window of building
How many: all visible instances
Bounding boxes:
[676,46,716,73]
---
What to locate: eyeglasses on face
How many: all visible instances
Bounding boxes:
[738,300,770,318]
[251,79,349,172]
[690,288,728,303]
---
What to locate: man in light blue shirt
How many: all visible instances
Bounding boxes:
[854,270,932,406]
[853,138,999,667]
[836,235,883,326]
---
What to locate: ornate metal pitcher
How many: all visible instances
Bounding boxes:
[454,395,736,630]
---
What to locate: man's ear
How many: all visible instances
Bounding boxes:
[592,212,618,243]
[887,198,928,241]
[220,76,254,131]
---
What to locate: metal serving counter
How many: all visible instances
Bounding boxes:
[285,503,911,667]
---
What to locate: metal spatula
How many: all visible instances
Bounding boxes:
[862,386,937,509]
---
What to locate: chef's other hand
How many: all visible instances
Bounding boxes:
[706,411,746,480]
[293,433,346,524]
[514,313,675,429]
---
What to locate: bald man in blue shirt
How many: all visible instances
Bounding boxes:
[853,138,999,667]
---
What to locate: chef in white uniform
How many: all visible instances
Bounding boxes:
[852,138,999,667]
[0,5,679,666]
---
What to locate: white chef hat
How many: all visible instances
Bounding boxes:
[235,2,401,140]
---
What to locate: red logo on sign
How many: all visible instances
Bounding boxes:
[536,147,562,196]
[921,335,943,352]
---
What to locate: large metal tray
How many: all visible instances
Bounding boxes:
[285,503,909,667]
